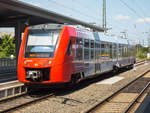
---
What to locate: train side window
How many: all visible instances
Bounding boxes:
[119,44,122,57]
[96,49,100,59]
[77,38,83,45]
[90,40,94,48]
[84,39,89,60]
[124,46,126,57]
[91,49,94,59]
[84,49,89,59]
[95,42,100,48]
[109,43,112,58]
[110,43,112,49]
[98,42,100,48]
[76,38,83,60]
[114,50,117,58]
[101,42,105,48]
[90,40,94,60]
[66,39,72,55]
[123,44,126,57]
[113,43,117,48]
[84,39,89,48]
[101,49,105,58]
[122,45,124,57]
[104,42,109,58]
[119,44,121,48]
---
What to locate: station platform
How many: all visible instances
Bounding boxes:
[0,80,26,101]
[0,80,22,89]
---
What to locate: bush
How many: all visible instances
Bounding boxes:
[0,34,15,58]
[136,44,149,59]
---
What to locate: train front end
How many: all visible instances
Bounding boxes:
[18,25,66,87]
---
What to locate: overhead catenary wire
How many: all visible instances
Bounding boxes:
[132,0,150,27]
[106,16,143,41]
[119,0,150,26]
[115,0,150,45]
[46,0,101,23]
[132,0,147,18]
[119,0,141,17]
[44,0,147,44]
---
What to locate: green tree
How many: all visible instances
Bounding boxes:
[136,44,148,59]
[0,34,15,58]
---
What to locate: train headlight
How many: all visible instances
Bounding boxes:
[48,60,52,64]
[24,60,29,66]
[24,60,27,64]
[34,63,38,66]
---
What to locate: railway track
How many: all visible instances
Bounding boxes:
[84,69,150,113]
[0,87,71,113]
[0,61,148,113]
[135,59,149,66]
[0,91,55,113]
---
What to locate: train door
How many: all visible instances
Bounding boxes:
[107,42,113,69]
[103,41,111,72]
[116,43,119,63]
[112,43,117,61]
[83,39,90,77]
[95,41,101,73]
[118,44,123,61]
[74,38,84,73]
[100,41,105,72]
[88,40,95,75]
[83,38,95,77]
[93,32,101,74]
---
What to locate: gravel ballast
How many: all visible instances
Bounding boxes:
[13,63,150,113]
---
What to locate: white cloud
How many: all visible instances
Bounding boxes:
[136,18,150,23]
[114,15,130,20]
[27,1,42,7]
[34,3,42,7]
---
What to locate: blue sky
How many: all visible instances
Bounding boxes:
[3,0,150,46]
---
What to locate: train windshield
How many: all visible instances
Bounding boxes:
[25,30,60,58]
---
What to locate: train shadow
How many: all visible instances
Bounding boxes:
[56,67,132,96]
[27,67,132,97]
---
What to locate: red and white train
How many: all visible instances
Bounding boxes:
[18,24,136,88]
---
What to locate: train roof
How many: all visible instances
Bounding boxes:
[74,26,134,45]
[29,24,64,30]
[29,24,135,46]
[98,33,117,43]
[97,33,129,45]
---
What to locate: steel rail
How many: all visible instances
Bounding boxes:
[136,59,150,66]
[0,93,55,113]
[84,69,150,113]
[123,81,150,113]
[0,60,149,113]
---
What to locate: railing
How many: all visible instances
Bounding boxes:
[0,58,17,74]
